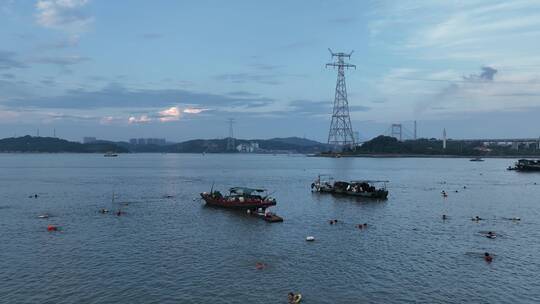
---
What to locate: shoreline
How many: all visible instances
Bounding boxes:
[312,154,540,159]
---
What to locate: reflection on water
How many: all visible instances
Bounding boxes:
[1,154,539,303]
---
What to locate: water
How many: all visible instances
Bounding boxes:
[1,154,539,303]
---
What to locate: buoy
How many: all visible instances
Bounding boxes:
[306,236,315,242]
[47,225,58,231]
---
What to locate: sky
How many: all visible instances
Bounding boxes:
[1,0,540,142]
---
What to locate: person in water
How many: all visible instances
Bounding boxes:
[288,292,295,303]
[442,214,448,220]
[484,252,493,262]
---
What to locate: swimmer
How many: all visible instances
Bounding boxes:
[288,292,295,303]
[472,216,482,221]
[99,208,109,214]
[363,223,368,228]
[484,252,493,262]
[116,210,123,216]
[356,224,363,229]
[486,231,496,239]
[442,214,447,220]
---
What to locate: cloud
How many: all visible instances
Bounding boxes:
[100,116,120,125]
[0,51,26,70]
[183,107,208,114]
[4,82,275,109]
[128,115,151,124]
[463,66,498,82]
[158,106,181,122]
[33,55,91,66]
[214,73,281,85]
[35,0,93,31]
[227,91,259,97]
[2,73,16,79]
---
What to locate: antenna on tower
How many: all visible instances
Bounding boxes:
[226,118,235,151]
[326,49,356,148]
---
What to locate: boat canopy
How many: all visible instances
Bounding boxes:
[229,187,266,195]
[350,180,389,184]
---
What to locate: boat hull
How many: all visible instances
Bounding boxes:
[314,188,388,199]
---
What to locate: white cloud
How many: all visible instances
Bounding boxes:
[35,0,92,32]
[128,115,151,124]
[158,106,181,122]
[183,107,208,114]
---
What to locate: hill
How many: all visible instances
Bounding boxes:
[0,136,128,153]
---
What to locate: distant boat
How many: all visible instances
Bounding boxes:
[311,175,389,199]
[470,158,484,162]
[508,159,540,171]
[104,151,118,157]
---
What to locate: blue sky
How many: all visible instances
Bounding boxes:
[1,0,540,142]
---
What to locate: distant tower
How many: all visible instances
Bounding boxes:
[413,121,417,140]
[391,123,402,141]
[443,128,447,149]
[226,118,235,151]
[326,49,356,147]
[53,128,56,138]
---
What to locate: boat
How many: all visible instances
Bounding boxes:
[250,209,283,222]
[508,159,540,171]
[104,151,118,157]
[311,175,389,199]
[470,157,484,162]
[200,187,277,210]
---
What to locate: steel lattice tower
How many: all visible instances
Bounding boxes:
[326,49,356,147]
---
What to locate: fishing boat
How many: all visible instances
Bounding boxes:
[104,151,118,157]
[200,187,277,210]
[311,175,389,199]
[508,159,540,171]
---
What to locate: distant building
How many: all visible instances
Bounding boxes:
[83,137,97,144]
[137,138,146,145]
[236,142,260,153]
[129,138,137,145]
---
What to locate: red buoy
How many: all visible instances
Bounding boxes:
[47,225,58,231]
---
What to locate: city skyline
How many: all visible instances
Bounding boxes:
[2,1,540,142]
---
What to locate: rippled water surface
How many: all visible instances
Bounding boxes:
[1,154,540,303]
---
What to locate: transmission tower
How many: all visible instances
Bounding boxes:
[391,123,402,141]
[326,49,356,147]
[226,118,235,151]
